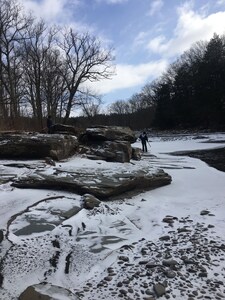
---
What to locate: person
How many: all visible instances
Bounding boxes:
[47,115,53,134]
[139,131,148,152]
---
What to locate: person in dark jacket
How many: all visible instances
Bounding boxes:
[47,115,53,134]
[139,131,148,152]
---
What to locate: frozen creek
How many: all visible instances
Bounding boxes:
[0,133,225,299]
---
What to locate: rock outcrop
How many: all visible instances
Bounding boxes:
[83,140,133,163]
[12,167,172,200]
[0,133,78,161]
[78,126,137,163]
[79,125,136,144]
[1,126,173,200]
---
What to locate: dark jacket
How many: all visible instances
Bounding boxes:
[139,132,148,142]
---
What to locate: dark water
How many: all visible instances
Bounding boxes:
[171,147,225,172]
[14,223,55,236]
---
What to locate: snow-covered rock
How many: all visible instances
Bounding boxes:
[19,283,79,300]
[0,133,78,161]
[12,164,172,199]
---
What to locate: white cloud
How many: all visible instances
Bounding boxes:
[217,0,225,5]
[88,59,168,95]
[20,0,79,25]
[133,31,150,48]
[132,22,165,51]
[108,0,128,3]
[95,0,128,4]
[19,0,225,101]
[148,0,164,16]
[147,35,166,52]
[147,2,225,58]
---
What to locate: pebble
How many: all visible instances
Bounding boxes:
[119,289,127,295]
[104,276,113,281]
[154,283,166,297]
[78,215,225,300]
[164,270,176,278]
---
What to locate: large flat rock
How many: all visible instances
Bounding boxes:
[12,164,172,200]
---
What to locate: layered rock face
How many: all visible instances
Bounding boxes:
[0,126,137,163]
[79,125,137,143]
[12,167,171,200]
[1,126,172,198]
[78,126,137,163]
[0,133,78,161]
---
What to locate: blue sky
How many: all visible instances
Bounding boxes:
[21,0,225,106]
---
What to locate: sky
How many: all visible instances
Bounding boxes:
[1,133,225,298]
[20,0,225,105]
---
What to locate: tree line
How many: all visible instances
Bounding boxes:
[153,33,225,129]
[1,0,224,132]
[105,33,225,131]
[0,0,114,130]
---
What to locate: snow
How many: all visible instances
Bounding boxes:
[0,132,225,299]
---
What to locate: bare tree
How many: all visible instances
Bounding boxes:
[0,0,33,125]
[21,22,59,127]
[0,1,115,130]
[128,93,143,113]
[58,29,115,123]
[42,47,67,120]
[77,88,103,118]
[108,99,129,114]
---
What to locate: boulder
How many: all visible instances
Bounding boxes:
[153,283,166,297]
[92,141,133,163]
[19,283,79,300]
[132,147,142,160]
[79,125,136,144]
[78,126,136,162]
[61,206,81,219]
[0,133,78,161]
[82,194,101,209]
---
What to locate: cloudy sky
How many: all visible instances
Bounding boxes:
[20,0,225,105]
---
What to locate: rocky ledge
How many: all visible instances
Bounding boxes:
[0,126,138,163]
[11,166,172,200]
[0,133,78,161]
[78,126,138,163]
[78,125,136,143]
